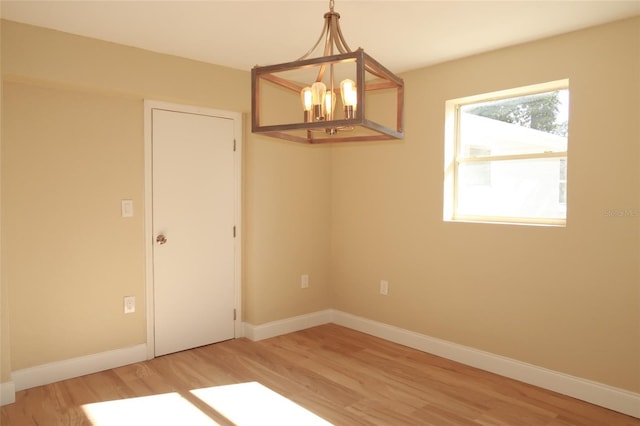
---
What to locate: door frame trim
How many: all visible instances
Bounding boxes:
[143,100,243,360]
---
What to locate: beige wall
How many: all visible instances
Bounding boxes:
[1,20,332,371]
[1,16,638,396]
[3,82,145,369]
[331,17,640,392]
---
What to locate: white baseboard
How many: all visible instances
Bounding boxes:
[12,344,147,392]
[243,309,639,418]
[7,312,639,418]
[243,309,333,341]
[0,380,16,406]
[331,310,640,419]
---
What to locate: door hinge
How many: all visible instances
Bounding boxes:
[233,226,236,237]
[233,309,237,321]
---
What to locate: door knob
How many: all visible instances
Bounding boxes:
[156,234,168,245]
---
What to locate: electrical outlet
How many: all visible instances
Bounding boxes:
[380,280,389,296]
[121,199,134,218]
[124,296,135,314]
[301,274,309,289]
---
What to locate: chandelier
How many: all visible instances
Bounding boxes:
[251,0,404,144]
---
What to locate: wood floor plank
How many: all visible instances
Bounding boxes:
[2,324,639,425]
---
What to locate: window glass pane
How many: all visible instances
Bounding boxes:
[456,157,567,219]
[459,89,569,157]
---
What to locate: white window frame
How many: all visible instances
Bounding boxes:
[443,79,569,226]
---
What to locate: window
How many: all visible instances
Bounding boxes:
[444,80,569,226]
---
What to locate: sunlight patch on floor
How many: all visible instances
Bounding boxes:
[191,382,333,425]
[82,382,332,425]
[82,392,219,426]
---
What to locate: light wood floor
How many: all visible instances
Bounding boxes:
[2,324,638,425]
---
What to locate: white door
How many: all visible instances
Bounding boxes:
[151,107,237,357]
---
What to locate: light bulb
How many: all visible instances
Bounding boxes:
[301,87,313,111]
[340,79,357,107]
[311,82,326,106]
[310,82,327,121]
[324,91,336,120]
[340,79,357,119]
[301,87,313,122]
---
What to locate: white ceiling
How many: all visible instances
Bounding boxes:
[2,1,639,73]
